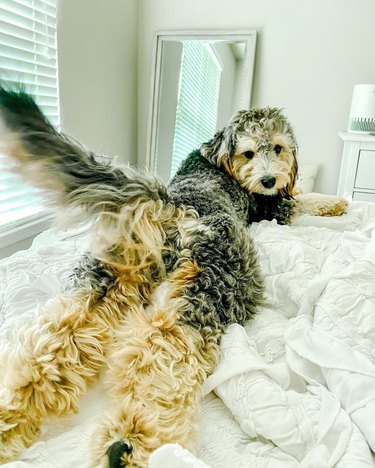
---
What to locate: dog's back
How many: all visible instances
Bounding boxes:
[169,149,250,224]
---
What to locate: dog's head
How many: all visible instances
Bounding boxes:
[200,108,298,198]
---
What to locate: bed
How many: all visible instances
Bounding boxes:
[1,200,374,468]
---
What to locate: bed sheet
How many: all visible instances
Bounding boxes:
[1,202,374,467]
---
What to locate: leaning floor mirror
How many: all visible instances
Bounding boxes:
[147,30,257,183]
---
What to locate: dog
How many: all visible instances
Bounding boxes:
[0,87,348,467]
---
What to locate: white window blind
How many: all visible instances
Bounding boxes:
[171,41,222,177]
[0,0,58,232]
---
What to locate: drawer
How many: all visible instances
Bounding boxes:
[355,150,375,189]
[353,191,375,203]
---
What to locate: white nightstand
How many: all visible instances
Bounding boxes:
[337,132,375,202]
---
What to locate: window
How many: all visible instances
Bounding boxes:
[0,0,59,236]
[171,41,222,177]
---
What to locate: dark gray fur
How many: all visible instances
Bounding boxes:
[0,87,297,336]
[166,109,299,330]
[168,151,264,333]
[0,87,301,468]
[64,253,117,299]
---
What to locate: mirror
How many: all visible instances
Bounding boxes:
[147,30,257,183]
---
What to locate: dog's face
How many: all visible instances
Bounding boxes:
[201,108,298,197]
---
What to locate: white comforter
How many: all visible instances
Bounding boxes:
[1,202,374,468]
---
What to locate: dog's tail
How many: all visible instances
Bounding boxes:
[0,85,193,270]
[0,85,169,216]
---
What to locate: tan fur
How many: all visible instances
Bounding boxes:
[221,155,235,178]
[0,199,212,465]
[229,132,297,196]
[0,200,182,461]
[280,150,298,198]
[89,266,220,467]
[91,200,196,276]
[2,138,67,206]
[291,192,349,220]
[169,259,202,292]
[0,286,123,462]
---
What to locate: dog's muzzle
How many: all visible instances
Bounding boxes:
[261,175,276,189]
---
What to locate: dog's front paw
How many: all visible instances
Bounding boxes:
[295,193,349,218]
[319,195,349,217]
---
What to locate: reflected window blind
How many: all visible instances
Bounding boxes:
[0,0,59,231]
[171,41,222,177]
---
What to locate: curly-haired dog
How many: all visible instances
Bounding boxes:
[0,87,348,467]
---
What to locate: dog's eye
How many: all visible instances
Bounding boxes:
[244,150,254,159]
[274,145,282,154]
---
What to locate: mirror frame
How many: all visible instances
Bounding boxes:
[146,29,257,174]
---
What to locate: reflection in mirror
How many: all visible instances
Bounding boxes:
[148,31,257,183]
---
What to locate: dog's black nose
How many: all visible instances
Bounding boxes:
[108,440,132,468]
[261,176,276,189]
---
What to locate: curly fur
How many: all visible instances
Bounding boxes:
[0,85,348,467]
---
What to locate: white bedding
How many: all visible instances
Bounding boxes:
[1,202,374,468]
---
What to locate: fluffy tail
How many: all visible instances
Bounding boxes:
[0,85,169,218]
[0,85,196,272]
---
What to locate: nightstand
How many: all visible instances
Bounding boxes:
[337,132,375,202]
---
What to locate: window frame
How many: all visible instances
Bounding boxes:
[0,213,53,258]
[0,0,59,258]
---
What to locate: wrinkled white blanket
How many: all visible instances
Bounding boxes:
[1,202,374,468]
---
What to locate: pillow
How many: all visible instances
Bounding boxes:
[294,164,319,194]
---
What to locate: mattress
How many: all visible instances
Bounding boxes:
[1,201,374,467]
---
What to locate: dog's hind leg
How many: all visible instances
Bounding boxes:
[89,215,263,468]
[0,257,149,463]
[89,274,221,468]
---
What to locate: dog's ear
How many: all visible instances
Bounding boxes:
[280,149,298,198]
[200,125,234,166]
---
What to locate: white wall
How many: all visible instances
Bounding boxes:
[138,0,375,194]
[57,0,138,165]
